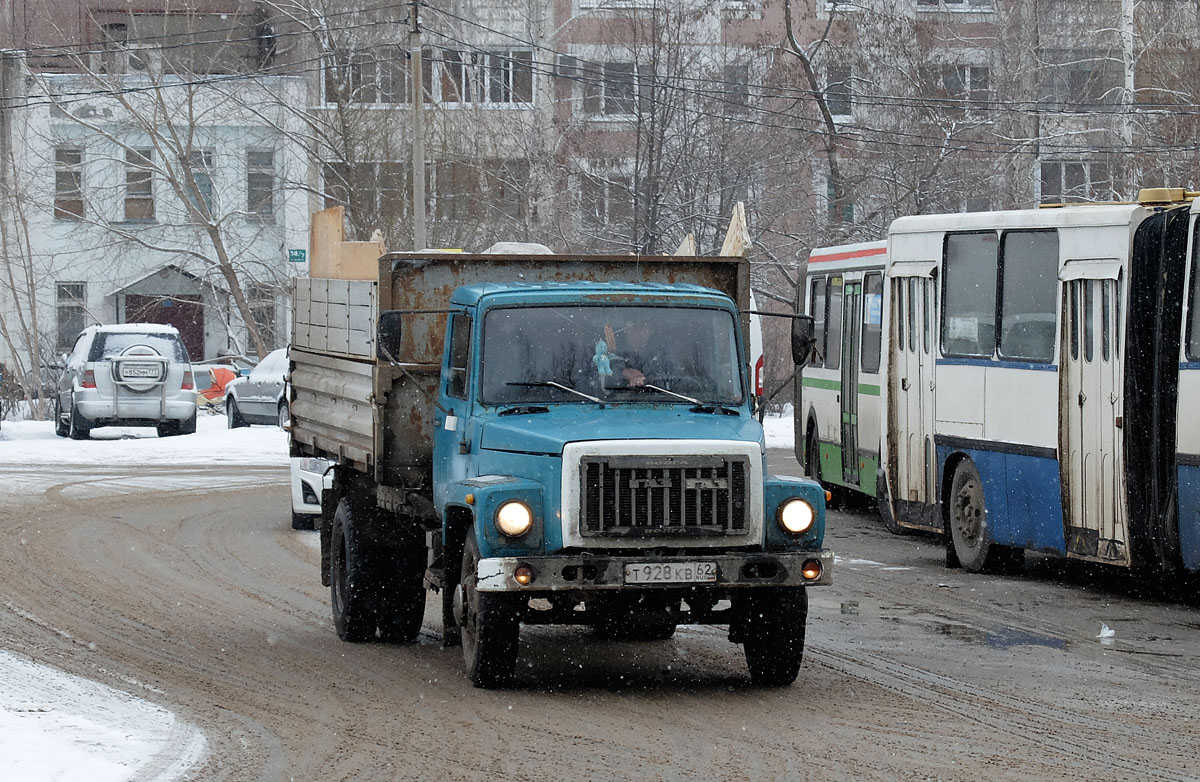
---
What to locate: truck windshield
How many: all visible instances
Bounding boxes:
[481,304,744,406]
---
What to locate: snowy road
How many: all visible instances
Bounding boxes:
[2,417,1200,780]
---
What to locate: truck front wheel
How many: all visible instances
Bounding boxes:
[738,587,808,687]
[455,530,519,688]
[330,498,376,642]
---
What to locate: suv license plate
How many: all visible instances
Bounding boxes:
[624,562,717,585]
[122,364,159,378]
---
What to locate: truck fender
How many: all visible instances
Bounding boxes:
[441,476,545,557]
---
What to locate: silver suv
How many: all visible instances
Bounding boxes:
[56,324,198,439]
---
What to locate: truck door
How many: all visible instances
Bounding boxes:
[1060,266,1128,565]
[433,313,474,510]
[887,265,937,526]
[840,280,863,485]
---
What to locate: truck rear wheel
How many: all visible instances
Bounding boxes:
[455,530,519,688]
[739,587,808,687]
[330,497,376,642]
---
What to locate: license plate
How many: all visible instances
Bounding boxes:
[122,364,159,379]
[623,561,717,584]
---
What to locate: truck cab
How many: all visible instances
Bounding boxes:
[418,282,831,686]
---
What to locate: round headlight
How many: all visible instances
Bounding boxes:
[495,501,533,537]
[778,498,815,534]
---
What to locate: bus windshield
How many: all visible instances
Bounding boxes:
[480,304,744,406]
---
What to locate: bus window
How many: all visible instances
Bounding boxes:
[1188,237,1200,359]
[810,277,826,368]
[862,272,882,373]
[908,278,917,352]
[1069,283,1079,360]
[1083,280,1095,363]
[943,232,999,357]
[923,279,931,355]
[1101,280,1111,362]
[896,279,906,352]
[827,276,844,370]
[998,230,1058,362]
[1115,275,1122,359]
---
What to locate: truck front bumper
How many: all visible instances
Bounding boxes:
[475,550,833,592]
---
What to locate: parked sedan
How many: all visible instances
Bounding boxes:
[226,348,289,428]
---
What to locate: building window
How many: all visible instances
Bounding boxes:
[56,282,87,350]
[580,165,633,230]
[582,62,638,116]
[124,148,154,221]
[722,63,751,114]
[919,64,990,107]
[186,150,214,217]
[323,47,409,105]
[916,0,993,9]
[322,161,409,225]
[248,282,278,349]
[247,150,274,220]
[1040,160,1117,203]
[431,160,529,221]
[434,49,533,105]
[54,147,84,220]
[1040,49,1122,108]
[826,179,853,224]
[825,65,852,117]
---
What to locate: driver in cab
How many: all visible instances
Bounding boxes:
[606,317,663,388]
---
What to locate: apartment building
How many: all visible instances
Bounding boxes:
[0,1,307,377]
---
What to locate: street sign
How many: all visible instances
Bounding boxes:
[288,249,306,263]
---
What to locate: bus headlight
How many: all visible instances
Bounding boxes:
[495,501,533,537]
[778,498,815,535]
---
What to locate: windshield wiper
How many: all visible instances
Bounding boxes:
[622,384,741,416]
[497,405,550,416]
[506,381,604,404]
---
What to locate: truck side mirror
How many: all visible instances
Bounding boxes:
[791,315,816,368]
[377,310,403,361]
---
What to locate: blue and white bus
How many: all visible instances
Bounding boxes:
[800,189,1200,576]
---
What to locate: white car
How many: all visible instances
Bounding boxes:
[290,455,331,530]
[226,348,289,428]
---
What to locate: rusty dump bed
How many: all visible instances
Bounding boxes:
[290,251,750,487]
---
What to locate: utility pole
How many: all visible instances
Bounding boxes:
[409,0,427,250]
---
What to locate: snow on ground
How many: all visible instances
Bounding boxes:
[0,415,286,781]
[0,409,796,781]
[0,413,289,466]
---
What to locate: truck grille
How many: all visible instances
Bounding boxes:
[580,456,748,537]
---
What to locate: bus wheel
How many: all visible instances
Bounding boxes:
[949,460,994,573]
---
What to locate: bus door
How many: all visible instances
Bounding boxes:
[1060,264,1128,565]
[840,279,863,485]
[888,263,937,524]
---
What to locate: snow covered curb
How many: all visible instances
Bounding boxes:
[0,651,206,782]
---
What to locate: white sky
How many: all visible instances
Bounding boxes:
[0,410,794,781]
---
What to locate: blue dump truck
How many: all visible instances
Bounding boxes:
[289,246,830,688]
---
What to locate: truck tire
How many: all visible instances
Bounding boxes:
[455,530,519,688]
[374,547,426,643]
[739,587,808,687]
[330,497,377,642]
